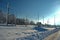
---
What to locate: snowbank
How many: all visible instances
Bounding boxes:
[16,28,60,40]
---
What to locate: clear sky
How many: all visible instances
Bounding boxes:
[0,0,60,25]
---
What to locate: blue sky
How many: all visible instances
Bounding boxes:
[0,0,60,25]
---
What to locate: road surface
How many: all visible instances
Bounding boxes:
[44,30,60,40]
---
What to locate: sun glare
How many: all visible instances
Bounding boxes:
[49,8,60,25]
[39,8,60,25]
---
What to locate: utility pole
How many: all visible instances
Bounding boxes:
[14,10,17,26]
[0,0,2,11]
[54,15,55,27]
[43,16,44,24]
[37,12,40,27]
[6,2,10,26]
[38,12,39,22]
[47,19,49,24]
[25,16,27,27]
[14,16,16,26]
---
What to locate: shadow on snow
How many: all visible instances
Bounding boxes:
[33,26,48,32]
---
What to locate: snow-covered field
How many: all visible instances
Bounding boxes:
[0,25,57,40]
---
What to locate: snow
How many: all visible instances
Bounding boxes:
[0,25,37,40]
[0,25,59,40]
[16,28,60,40]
